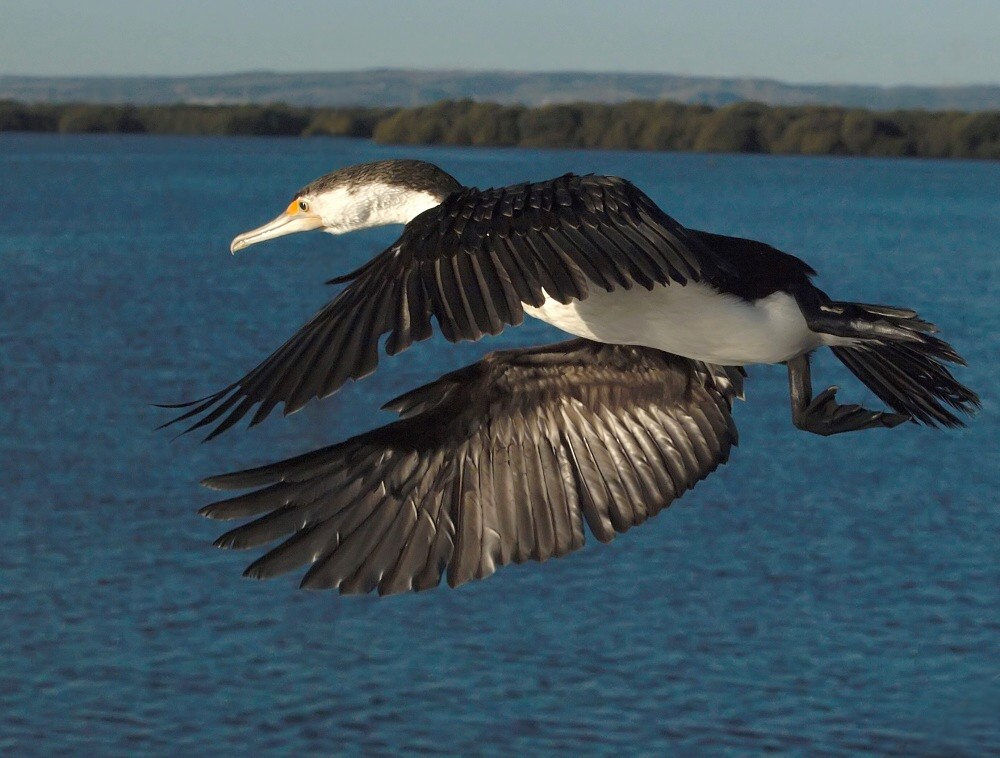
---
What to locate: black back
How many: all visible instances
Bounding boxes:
[692,230,818,301]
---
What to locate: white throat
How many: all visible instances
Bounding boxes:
[316,184,443,234]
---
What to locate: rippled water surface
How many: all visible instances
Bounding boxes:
[1,134,997,755]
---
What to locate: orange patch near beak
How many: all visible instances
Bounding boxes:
[285,200,300,216]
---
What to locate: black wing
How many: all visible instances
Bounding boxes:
[199,339,744,595]
[166,174,728,440]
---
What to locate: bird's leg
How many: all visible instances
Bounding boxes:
[786,354,909,436]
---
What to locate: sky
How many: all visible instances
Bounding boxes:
[2,0,999,87]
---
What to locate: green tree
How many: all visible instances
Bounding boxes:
[58,105,145,133]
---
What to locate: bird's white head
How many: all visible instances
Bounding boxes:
[229,159,462,254]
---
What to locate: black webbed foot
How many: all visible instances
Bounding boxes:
[794,385,909,436]
[786,355,911,437]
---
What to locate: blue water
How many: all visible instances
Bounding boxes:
[1,133,997,755]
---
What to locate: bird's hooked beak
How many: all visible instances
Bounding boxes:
[230,199,324,254]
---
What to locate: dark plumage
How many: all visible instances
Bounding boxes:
[200,339,743,595]
[691,230,817,302]
[296,158,462,199]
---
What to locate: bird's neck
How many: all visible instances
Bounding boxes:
[321,183,446,234]
[369,184,445,225]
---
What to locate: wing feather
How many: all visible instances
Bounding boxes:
[559,404,617,543]
[198,339,741,594]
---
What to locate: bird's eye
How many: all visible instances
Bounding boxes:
[298,200,309,212]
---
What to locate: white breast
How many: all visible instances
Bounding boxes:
[522,282,821,365]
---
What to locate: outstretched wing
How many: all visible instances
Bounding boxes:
[165,174,728,440]
[199,339,743,595]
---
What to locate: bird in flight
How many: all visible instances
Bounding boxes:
[166,159,978,595]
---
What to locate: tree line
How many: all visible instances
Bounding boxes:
[2,99,998,159]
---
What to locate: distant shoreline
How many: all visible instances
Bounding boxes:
[2,99,998,160]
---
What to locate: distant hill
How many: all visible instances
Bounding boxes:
[3,69,1000,111]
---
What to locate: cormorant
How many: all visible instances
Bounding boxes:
[165,159,978,594]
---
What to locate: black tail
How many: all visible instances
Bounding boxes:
[811,301,980,428]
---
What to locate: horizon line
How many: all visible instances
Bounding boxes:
[2,68,999,91]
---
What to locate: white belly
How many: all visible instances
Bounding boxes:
[522,282,821,365]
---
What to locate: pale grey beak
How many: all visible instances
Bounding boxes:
[230,208,324,254]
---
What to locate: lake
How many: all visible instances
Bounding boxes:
[1,133,997,754]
